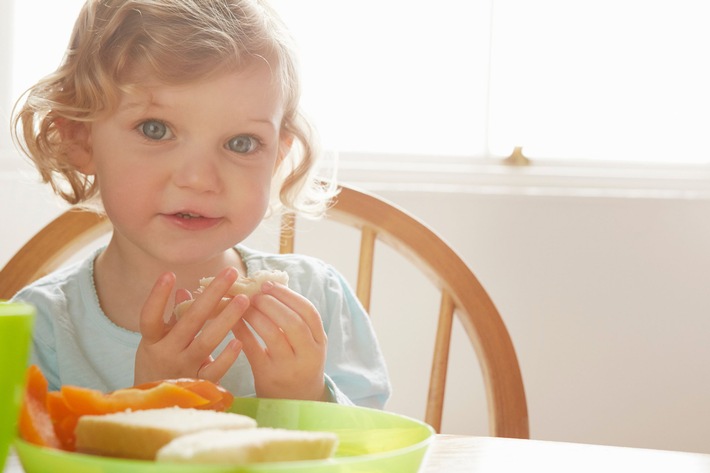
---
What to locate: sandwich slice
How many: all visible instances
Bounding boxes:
[75,407,257,460]
[156,427,339,464]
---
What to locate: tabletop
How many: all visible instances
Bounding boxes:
[425,435,710,472]
[5,435,710,472]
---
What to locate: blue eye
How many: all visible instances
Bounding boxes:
[139,120,171,140]
[227,135,258,154]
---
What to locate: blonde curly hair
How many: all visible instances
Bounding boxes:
[12,0,335,217]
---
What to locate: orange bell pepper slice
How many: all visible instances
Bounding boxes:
[133,378,234,411]
[17,365,61,449]
[59,381,211,415]
[46,391,78,451]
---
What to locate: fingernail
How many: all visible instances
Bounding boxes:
[261,280,275,292]
[159,272,176,286]
[232,294,249,308]
[221,266,238,279]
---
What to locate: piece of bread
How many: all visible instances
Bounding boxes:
[75,407,257,460]
[156,427,339,464]
[202,269,290,298]
[175,269,289,319]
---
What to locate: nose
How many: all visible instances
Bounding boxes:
[171,148,222,193]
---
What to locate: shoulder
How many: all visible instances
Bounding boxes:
[11,250,100,327]
[13,257,91,305]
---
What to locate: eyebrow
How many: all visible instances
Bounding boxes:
[116,97,156,116]
[118,91,281,128]
[119,100,279,129]
[120,95,162,111]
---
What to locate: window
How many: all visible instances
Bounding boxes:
[4,1,710,186]
[270,0,492,157]
[486,0,710,165]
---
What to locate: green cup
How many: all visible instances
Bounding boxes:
[0,302,35,472]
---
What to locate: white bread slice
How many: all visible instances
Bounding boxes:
[202,269,290,298]
[175,269,289,319]
[75,407,257,460]
[156,427,339,464]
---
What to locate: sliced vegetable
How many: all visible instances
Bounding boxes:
[133,378,234,411]
[46,391,78,451]
[60,381,210,415]
[17,365,61,449]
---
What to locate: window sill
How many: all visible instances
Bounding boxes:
[334,152,710,200]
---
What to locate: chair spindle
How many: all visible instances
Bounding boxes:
[426,290,455,432]
[356,226,376,313]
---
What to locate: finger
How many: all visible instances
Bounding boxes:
[252,288,325,352]
[191,295,249,359]
[198,338,242,383]
[233,319,268,365]
[168,289,193,327]
[175,288,193,305]
[139,272,175,343]
[171,267,239,340]
[260,282,326,345]
[242,305,289,345]
[198,355,215,373]
[241,308,298,362]
[202,294,249,336]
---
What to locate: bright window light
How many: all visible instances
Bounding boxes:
[487,0,710,164]
[271,0,492,156]
[8,0,710,166]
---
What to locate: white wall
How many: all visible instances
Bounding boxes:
[2,168,709,455]
[374,190,710,456]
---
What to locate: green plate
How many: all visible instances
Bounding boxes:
[15,398,434,472]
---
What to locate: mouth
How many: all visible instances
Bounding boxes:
[165,211,222,231]
[175,212,203,220]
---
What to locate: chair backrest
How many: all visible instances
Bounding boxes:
[0,184,528,438]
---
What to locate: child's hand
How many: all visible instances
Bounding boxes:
[134,268,249,385]
[233,281,328,401]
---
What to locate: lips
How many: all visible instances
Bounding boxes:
[164,211,222,230]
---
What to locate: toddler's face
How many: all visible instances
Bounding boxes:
[82,62,287,266]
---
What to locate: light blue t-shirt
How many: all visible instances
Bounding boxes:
[12,245,391,409]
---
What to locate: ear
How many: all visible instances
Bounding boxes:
[56,118,95,175]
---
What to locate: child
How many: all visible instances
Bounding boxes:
[11,0,390,409]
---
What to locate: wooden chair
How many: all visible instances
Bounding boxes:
[0,184,529,438]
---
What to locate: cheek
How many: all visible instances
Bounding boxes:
[95,163,154,217]
[253,177,274,214]
[239,170,275,218]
